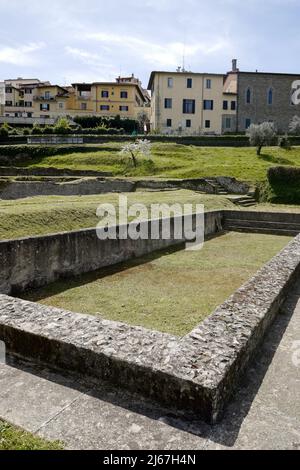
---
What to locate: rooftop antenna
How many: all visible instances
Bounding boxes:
[182,29,187,72]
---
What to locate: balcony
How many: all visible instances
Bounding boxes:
[34,96,56,101]
[77,93,91,100]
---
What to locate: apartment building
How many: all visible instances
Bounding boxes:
[0,75,150,124]
[3,78,50,119]
[0,82,4,117]
[33,84,71,119]
[148,70,236,134]
[69,79,149,119]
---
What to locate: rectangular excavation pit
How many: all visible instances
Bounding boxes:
[0,210,300,423]
[21,232,292,336]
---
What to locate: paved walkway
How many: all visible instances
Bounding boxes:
[0,286,300,450]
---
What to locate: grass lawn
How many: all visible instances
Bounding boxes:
[22,232,291,336]
[15,143,300,182]
[0,419,63,450]
[0,190,236,240]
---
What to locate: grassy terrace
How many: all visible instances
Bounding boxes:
[23,232,291,336]
[0,190,236,240]
[14,143,300,182]
[0,420,63,450]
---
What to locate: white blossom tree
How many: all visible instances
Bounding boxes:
[120,139,151,167]
[246,122,277,155]
[289,115,300,135]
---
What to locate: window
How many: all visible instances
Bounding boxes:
[81,102,87,110]
[205,120,211,128]
[100,105,110,111]
[40,103,50,111]
[167,77,173,88]
[119,105,129,111]
[27,112,32,118]
[45,91,51,100]
[245,118,251,129]
[268,88,273,105]
[187,78,192,88]
[225,117,231,129]
[101,90,109,98]
[231,101,236,111]
[5,87,13,94]
[203,100,214,110]
[246,88,251,104]
[24,101,32,107]
[58,102,64,109]
[166,119,172,127]
[164,98,172,109]
[120,91,128,99]
[183,99,195,114]
[24,88,32,94]
[206,79,211,89]
[223,100,228,110]
[186,119,191,128]
[5,101,12,106]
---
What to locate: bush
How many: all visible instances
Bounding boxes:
[0,123,11,136]
[53,118,71,135]
[278,135,291,150]
[73,114,138,132]
[22,128,31,136]
[32,124,43,135]
[266,166,300,203]
[289,115,300,135]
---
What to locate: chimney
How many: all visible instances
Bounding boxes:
[232,59,238,72]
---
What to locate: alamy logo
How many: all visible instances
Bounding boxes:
[291,80,300,105]
[96,196,205,251]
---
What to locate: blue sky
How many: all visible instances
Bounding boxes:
[0,0,299,88]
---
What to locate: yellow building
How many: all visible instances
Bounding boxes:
[148,70,237,135]
[33,84,70,119]
[3,78,50,120]
[69,80,149,119]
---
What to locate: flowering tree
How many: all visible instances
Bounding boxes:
[120,139,151,167]
[289,115,300,135]
[247,122,277,155]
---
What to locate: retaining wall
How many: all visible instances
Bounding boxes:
[0,211,222,295]
[0,216,299,423]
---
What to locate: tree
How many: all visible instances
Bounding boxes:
[54,117,71,134]
[120,139,151,167]
[137,111,150,133]
[247,122,277,155]
[289,115,300,135]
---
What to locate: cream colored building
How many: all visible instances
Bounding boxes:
[3,78,50,119]
[148,70,237,135]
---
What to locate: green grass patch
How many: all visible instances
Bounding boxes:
[0,419,63,450]
[22,232,291,336]
[0,190,236,240]
[12,143,300,182]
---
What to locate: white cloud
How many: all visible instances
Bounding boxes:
[0,42,45,66]
[86,32,231,68]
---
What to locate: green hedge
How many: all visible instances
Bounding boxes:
[265,166,300,203]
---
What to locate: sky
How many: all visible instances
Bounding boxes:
[0,0,299,89]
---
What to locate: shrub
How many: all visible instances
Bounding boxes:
[53,118,71,135]
[32,124,43,135]
[0,123,11,136]
[22,128,31,136]
[278,135,291,150]
[266,166,300,203]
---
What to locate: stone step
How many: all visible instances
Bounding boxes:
[225,218,300,231]
[224,225,300,236]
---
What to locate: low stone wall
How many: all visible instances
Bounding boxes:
[0,178,136,200]
[0,211,222,295]
[0,226,299,423]
[0,176,249,200]
[0,166,112,178]
[224,210,300,236]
